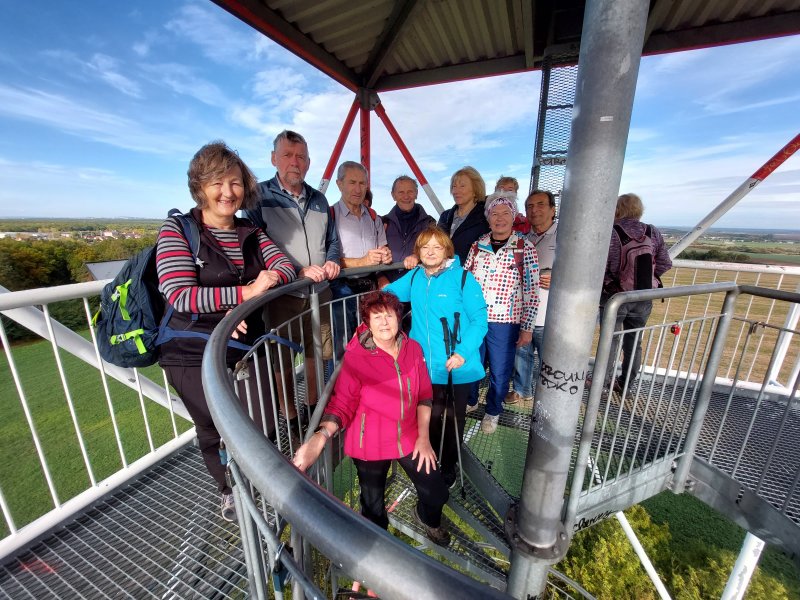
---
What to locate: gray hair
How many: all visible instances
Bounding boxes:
[273,130,308,152]
[391,175,418,193]
[336,161,368,182]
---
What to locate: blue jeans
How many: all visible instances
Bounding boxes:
[483,322,521,417]
[600,300,653,387]
[512,326,545,398]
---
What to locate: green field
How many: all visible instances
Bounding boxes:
[742,252,800,265]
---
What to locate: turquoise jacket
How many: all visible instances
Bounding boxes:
[386,257,488,385]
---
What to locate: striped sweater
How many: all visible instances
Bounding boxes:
[156,216,296,313]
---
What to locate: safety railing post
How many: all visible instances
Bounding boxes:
[672,289,739,491]
[233,463,268,599]
[309,289,326,410]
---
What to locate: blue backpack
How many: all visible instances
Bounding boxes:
[93,209,201,368]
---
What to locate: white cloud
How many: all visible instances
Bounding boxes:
[0,157,184,218]
[620,138,800,228]
[87,53,142,98]
[165,4,264,66]
[0,84,194,156]
[139,62,227,107]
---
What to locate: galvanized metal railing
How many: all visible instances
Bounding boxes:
[660,260,800,393]
[0,282,193,559]
[566,282,800,561]
[2,259,798,596]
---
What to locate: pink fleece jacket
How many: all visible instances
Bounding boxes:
[322,324,433,461]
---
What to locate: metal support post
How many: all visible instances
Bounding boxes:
[767,282,800,388]
[669,133,800,259]
[319,97,359,194]
[721,532,765,600]
[374,101,445,214]
[505,0,650,597]
[359,89,373,176]
[672,290,739,489]
[616,512,671,599]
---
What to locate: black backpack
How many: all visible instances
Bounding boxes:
[93,209,201,368]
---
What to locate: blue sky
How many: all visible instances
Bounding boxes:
[0,1,798,229]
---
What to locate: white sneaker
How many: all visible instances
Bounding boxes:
[466,403,480,414]
[481,414,499,434]
[220,492,236,522]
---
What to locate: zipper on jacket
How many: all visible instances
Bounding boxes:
[406,377,412,409]
[396,421,403,457]
[395,361,404,420]
[359,412,365,449]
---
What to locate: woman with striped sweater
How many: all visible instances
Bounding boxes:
[156,141,296,521]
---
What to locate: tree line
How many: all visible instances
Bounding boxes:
[0,237,154,342]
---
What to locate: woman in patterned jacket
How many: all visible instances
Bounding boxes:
[464,195,540,434]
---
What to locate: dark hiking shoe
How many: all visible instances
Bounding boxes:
[414,505,451,546]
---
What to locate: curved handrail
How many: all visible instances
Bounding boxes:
[202,269,511,599]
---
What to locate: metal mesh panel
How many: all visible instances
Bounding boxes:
[0,446,248,599]
[530,47,580,208]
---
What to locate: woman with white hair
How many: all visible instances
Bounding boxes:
[464,194,540,434]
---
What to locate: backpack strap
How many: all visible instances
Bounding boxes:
[412,266,466,290]
[169,209,202,267]
[330,204,379,223]
[513,236,525,282]
[613,223,632,245]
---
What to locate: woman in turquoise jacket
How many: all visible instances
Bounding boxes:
[386,226,488,487]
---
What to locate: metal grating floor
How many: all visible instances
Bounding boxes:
[0,446,247,599]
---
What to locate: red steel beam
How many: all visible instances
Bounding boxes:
[319,97,360,193]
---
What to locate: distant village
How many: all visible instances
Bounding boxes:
[0,230,148,242]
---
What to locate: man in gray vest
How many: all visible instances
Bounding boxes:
[245,130,341,427]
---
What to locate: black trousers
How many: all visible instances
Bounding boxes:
[164,357,275,495]
[353,453,449,530]
[430,382,471,479]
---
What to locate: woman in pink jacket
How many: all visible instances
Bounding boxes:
[293,291,450,545]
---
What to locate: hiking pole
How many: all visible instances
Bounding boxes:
[438,318,451,465]
[450,312,466,496]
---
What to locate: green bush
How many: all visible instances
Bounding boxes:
[559,504,793,599]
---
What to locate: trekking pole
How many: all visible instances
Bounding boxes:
[450,313,466,496]
[438,318,451,464]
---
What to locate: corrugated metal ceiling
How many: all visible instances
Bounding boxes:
[214,0,800,91]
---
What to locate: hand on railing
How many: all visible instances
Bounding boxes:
[292,424,337,471]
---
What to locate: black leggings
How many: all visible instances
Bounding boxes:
[164,358,276,495]
[430,382,471,478]
[353,454,449,530]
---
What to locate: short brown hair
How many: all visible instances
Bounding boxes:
[188,141,259,210]
[450,166,486,204]
[615,193,644,220]
[413,226,455,260]
[359,291,403,324]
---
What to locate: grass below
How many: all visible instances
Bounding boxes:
[0,331,191,536]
